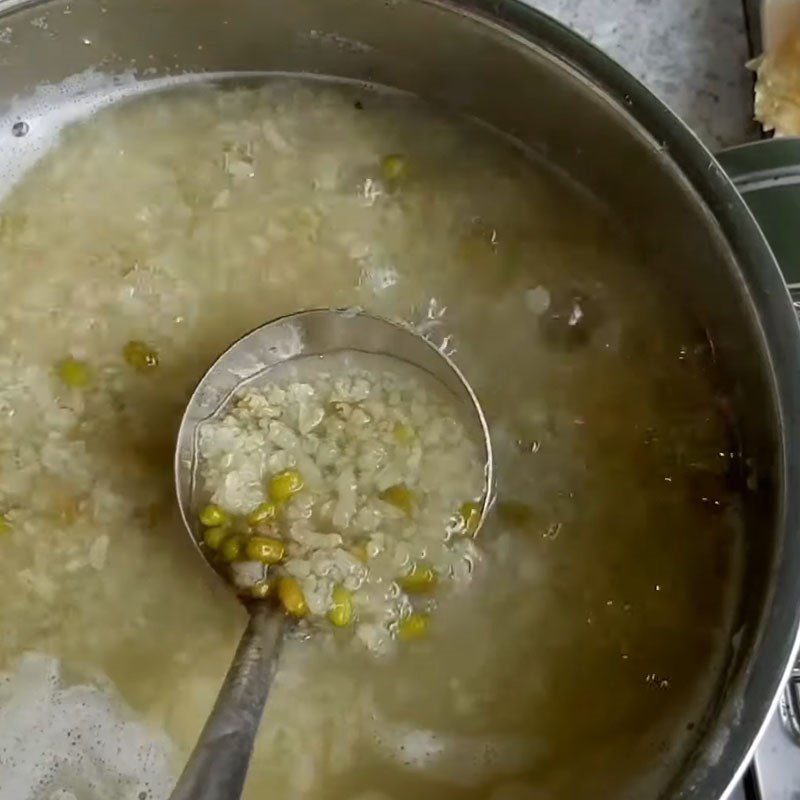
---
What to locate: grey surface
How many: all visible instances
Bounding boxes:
[532,0,757,149]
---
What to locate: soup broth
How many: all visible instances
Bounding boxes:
[0,79,741,800]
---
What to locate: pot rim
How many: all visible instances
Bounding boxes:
[0,0,798,796]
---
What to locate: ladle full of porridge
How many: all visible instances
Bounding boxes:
[171,308,493,800]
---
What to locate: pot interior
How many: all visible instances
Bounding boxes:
[0,2,792,800]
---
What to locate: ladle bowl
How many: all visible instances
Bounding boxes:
[170,308,493,800]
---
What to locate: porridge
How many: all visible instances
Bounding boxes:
[0,79,742,800]
[195,353,486,651]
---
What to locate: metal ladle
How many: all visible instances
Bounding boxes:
[170,308,493,800]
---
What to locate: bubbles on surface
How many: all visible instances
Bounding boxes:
[0,654,176,800]
[11,121,29,138]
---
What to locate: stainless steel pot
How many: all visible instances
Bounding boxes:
[0,1,798,798]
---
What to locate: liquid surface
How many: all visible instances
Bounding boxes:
[0,79,742,800]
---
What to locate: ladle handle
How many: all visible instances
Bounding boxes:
[169,602,286,800]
